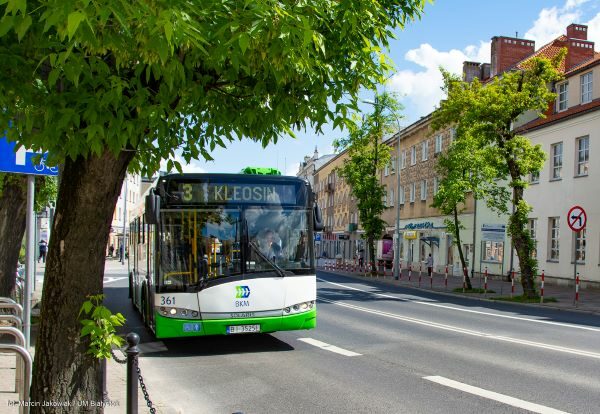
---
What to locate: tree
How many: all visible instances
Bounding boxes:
[0,174,57,299]
[334,92,403,274]
[432,128,509,289]
[0,1,426,407]
[432,53,564,298]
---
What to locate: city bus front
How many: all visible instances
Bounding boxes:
[150,175,317,338]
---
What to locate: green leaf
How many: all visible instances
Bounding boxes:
[67,11,86,40]
[14,14,31,41]
[238,33,250,54]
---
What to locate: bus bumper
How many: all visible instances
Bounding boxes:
[154,308,317,339]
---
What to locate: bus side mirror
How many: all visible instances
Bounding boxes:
[145,193,160,225]
[313,204,323,231]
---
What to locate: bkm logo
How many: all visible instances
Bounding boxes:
[236,286,251,299]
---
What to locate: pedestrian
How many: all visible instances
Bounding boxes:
[426,253,433,277]
[119,244,124,262]
[108,244,114,257]
[38,239,48,263]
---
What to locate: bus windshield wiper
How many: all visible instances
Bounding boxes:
[249,241,286,278]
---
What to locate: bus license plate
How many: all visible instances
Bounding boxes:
[227,324,260,334]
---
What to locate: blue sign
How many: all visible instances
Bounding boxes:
[314,233,321,242]
[0,137,59,176]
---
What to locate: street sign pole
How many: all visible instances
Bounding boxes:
[1,137,59,350]
[567,205,586,305]
[24,175,35,349]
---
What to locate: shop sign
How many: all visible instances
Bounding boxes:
[403,231,417,239]
[481,224,506,242]
[404,222,434,230]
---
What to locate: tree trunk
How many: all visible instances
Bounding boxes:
[0,175,28,299]
[453,206,472,289]
[368,235,376,275]
[30,148,134,413]
[509,186,537,298]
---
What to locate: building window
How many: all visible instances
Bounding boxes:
[528,218,537,258]
[410,146,416,165]
[574,228,586,263]
[382,190,387,207]
[549,217,560,261]
[433,177,439,196]
[435,134,443,153]
[483,241,504,263]
[399,186,405,205]
[389,189,394,207]
[384,164,389,176]
[581,72,592,104]
[422,140,429,161]
[420,179,427,201]
[530,171,540,183]
[557,82,568,111]
[449,128,456,144]
[409,182,415,203]
[551,142,563,179]
[576,136,589,176]
[401,151,406,169]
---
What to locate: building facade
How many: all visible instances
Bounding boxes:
[302,22,600,286]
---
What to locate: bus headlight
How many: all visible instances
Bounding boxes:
[156,306,200,319]
[284,301,315,315]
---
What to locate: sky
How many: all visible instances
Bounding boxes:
[163,0,600,176]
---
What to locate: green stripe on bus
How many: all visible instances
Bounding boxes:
[154,309,317,339]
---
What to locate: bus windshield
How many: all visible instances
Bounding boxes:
[246,207,311,273]
[157,207,311,291]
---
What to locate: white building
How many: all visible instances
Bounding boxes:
[521,55,600,286]
[108,173,142,256]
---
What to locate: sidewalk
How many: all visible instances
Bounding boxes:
[1,259,178,414]
[318,261,600,314]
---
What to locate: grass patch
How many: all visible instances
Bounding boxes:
[453,288,496,294]
[490,295,557,303]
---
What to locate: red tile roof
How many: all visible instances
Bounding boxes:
[515,35,568,72]
[516,99,600,133]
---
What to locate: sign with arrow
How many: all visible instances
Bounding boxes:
[567,205,587,232]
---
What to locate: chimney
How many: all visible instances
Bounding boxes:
[565,24,594,70]
[462,61,482,82]
[490,36,535,77]
[567,23,587,40]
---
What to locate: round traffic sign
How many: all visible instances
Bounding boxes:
[567,205,587,232]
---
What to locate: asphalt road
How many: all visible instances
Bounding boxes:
[104,269,600,414]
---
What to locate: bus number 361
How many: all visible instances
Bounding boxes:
[160,296,175,305]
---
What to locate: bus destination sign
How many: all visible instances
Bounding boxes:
[176,182,300,205]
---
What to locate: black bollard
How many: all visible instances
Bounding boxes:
[126,332,140,414]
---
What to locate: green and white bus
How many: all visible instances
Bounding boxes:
[128,171,322,338]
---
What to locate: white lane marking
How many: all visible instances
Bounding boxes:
[317,278,600,332]
[104,276,128,284]
[298,338,362,357]
[318,298,600,360]
[424,376,571,414]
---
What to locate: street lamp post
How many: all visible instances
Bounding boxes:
[393,131,402,280]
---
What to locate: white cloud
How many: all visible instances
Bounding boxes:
[524,7,581,45]
[386,41,490,122]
